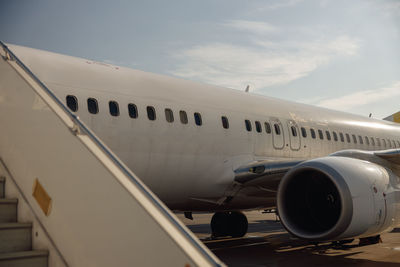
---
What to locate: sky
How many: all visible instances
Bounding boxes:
[1,0,399,119]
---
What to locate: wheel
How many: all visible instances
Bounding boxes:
[338,239,354,245]
[210,211,248,238]
[228,211,248,238]
[359,235,381,246]
[211,212,230,237]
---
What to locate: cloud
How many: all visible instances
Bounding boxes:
[257,0,304,10]
[223,20,277,35]
[373,0,400,17]
[314,81,400,111]
[169,21,360,91]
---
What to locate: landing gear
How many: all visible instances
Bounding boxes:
[338,239,354,245]
[331,239,354,247]
[359,235,381,246]
[211,211,248,238]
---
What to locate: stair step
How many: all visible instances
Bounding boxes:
[0,177,48,266]
[0,250,48,267]
[0,177,4,199]
[0,223,32,253]
[0,199,17,223]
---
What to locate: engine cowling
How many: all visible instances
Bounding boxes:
[277,156,400,241]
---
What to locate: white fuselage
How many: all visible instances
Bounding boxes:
[9,44,400,211]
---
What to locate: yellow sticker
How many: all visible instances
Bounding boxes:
[393,112,400,123]
[32,179,52,216]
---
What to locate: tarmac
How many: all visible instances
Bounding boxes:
[177,211,400,267]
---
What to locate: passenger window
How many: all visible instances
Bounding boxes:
[352,134,357,144]
[274,124,281,135]
[339,132,344,142]
[128,103,138,118]
[370,137,375,146]
[318,129,323,140]
[358,135,363,144]
[365,136,369,145]
[265,122,272,133]
[255,121,262,133]
[221,116,229,129]
[346,133,350,143]
[310,128,316,139]
[291,126,297,137]
[301,127,307,138]
[392,140,396,148]
[194,112,202,126]
[326,131,331,141]
[382,139,386,148]
[109,101,119,116]
[245,120,252,131]
[147,106,156,120]
[333,131,338,141]
[388,139,392,148]
[397,141,400,147]
[165,108,174,123]
[66,95,78,112]
[377,138,381,146]
[87,98,99,114]
[180,110,188,124]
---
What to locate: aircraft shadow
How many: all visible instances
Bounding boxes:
[207,232,400,267]
[187,219,400,266]
[186,219,284,235]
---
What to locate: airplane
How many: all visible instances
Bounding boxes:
[4,43,400,244]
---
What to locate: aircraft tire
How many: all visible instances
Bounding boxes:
[211,211,248,238]
[228,211,248,238]
[211,212,230,237]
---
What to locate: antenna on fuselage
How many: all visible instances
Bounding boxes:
[245,85,250,93]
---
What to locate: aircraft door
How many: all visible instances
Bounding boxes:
[287,120,301,151]
[271,118,285,149]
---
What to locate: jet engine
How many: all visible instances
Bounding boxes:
[277,156,400,241]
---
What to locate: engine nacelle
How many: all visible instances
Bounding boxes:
[277,156,400,241]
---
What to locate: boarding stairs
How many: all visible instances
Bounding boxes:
[0,176,48,266]
[0,42,225,267]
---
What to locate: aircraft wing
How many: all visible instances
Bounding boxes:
[374,149,400,164]
[233,148,400,194]
[233,159,304,192]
